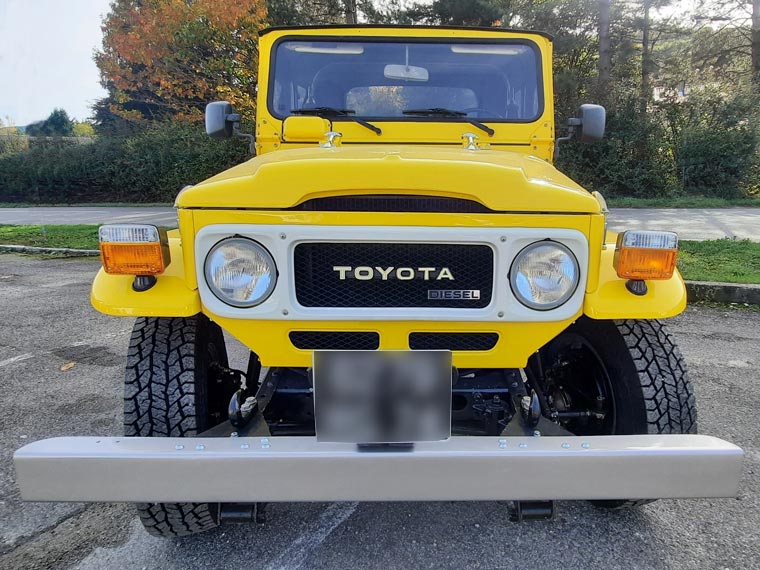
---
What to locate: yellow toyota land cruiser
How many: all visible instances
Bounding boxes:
[15,25,743,537]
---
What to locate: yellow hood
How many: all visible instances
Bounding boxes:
[176,146,600,214]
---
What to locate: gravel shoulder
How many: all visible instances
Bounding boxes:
[0,254,757,570]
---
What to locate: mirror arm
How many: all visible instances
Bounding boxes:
[234,128,256,155]
[554,118,582,158]
[226,113,256,155]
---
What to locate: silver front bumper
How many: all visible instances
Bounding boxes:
[15,435,743,503]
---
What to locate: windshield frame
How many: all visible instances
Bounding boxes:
[266,35,545,126]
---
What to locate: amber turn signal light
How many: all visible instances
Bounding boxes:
[98,224,170,276]
[613,230,678,280]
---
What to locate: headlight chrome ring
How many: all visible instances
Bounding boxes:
[509,240,580,311]
[204,237,278,308]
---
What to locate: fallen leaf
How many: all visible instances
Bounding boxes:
[60,361,76,371]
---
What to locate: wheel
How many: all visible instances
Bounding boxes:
[124,314,236,537]
[528,317,697,509]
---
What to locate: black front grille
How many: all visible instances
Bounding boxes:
[294,195,494,213]
[409,333,499,351]
[294,242,493,309]
[289,331,379,350]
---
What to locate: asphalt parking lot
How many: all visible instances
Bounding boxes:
[0,254,758,570]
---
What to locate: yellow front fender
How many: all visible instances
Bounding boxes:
[584,244,687,320]
[91,234,200,318]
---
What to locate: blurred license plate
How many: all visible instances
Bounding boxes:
[313,351,452,443]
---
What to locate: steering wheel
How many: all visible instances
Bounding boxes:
[460,107,505,119]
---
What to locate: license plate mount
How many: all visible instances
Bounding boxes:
[313,350,452,444]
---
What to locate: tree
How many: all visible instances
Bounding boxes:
[598,0,613,95]
[25,109,74,136]
[396,0,502,26]
[692,1,760,88]
[72,122,96,137]
[96,0,267,122]
[754,0,760,86]
[344,0,358,23]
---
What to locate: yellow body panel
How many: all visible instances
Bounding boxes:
[91,26,687,367]
[584,235,687,320]
[214,316,577,369]
[176,146,599,213]
[91,232,200,317]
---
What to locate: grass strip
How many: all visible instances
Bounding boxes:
[606,196,760,208]
[0,224,100,250]
[678,239,760,284]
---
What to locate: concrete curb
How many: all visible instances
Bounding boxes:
[0,245,100,256]
[0,245,757,305]
[686,281,760,305]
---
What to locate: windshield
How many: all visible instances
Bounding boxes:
[269,39,542,123]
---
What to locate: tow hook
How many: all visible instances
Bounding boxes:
[229,367,281,429]
[520,390,542,427]
[509,500,555,522]
[220,502,268,524]
[229,389,257,429]
[209,363,256,429]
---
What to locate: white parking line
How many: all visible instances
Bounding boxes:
[264,502,358,570]
[0,353,34,368]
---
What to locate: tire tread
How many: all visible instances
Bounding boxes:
[596,319,697,510]
[125,315,220,538]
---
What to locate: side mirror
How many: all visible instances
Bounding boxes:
[555,104,606,157]
[205,101,238,138]
[578,104,606,142]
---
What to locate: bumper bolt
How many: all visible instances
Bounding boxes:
[581,442,591,449]
[498,439,507,448]
[195,444,205,451]
[240,443,250,450]
[519,442,528,448]
[561,442,570,449]
[261,438,270,449]
[175,444,184,450]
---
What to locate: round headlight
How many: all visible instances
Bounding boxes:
[510,241,580,310]
[204,238,277,307]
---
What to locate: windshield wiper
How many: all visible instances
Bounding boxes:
[402,107,495,137]
[291,107,382,136]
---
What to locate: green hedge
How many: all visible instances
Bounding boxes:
[1,92,757,203]
[557,91,759,199]
[0,122,248,203]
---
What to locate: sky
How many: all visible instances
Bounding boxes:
[0,0,111,126]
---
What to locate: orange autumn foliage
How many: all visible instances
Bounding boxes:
[96,0,267,122]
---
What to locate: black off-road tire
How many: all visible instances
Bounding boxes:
[596,319,696,508]
[540,317,697,509]
[124,315,232,537]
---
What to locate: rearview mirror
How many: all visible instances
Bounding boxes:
[578,104,606,142]
[384,64,429,82]
[205,101,238,138]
